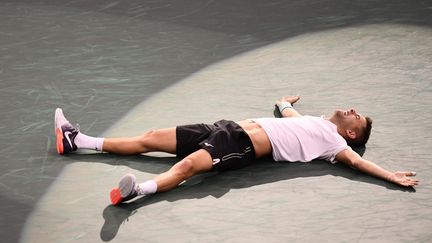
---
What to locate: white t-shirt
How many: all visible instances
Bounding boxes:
[252,116,349,163]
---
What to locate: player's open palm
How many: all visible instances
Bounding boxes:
[391,171,419,187]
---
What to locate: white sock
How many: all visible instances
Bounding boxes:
[75,132,104,151]
[136,180,158,196]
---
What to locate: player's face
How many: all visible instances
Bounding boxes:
[333,108,367,131]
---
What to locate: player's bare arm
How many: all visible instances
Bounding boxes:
[335,149,419,187]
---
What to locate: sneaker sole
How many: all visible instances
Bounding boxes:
[110,188,122,205]
[119,174,135,197]
[56,128,64,155]
[55,108,65,155]
[110,174,136,205]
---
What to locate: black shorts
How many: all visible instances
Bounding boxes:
[176,120,255,171]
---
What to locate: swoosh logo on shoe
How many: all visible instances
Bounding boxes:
[64,131,73,148]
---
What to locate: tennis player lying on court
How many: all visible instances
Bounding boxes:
[54,96,419,205]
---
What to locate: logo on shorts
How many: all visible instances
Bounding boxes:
[212,158,220,164]
[204,142,214,148]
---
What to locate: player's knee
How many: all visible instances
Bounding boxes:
[138,130,156,150]
[173,158,194,179]
[141,130,156,140]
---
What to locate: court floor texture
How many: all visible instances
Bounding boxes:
[1,0,432,242]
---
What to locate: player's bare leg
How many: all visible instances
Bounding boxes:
[110,149,213,205]
[102,128,177,155]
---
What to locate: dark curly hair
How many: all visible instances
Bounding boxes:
[347,116,373,147]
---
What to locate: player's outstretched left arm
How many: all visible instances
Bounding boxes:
[276,96,302,118]
[336,149,419,187]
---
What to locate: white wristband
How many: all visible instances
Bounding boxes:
[278,101,293,113]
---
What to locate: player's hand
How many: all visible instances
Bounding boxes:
[276,96,300,106]
[388,171,419,187]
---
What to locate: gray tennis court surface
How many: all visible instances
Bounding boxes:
[1,1,431,242]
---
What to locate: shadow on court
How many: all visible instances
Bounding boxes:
[94,152,415,242]
[2,0,430,242]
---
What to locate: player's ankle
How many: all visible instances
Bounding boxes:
[136,180,157,196]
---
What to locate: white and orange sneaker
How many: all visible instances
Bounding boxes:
[54,108,79,154]
[110,174,139,205]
